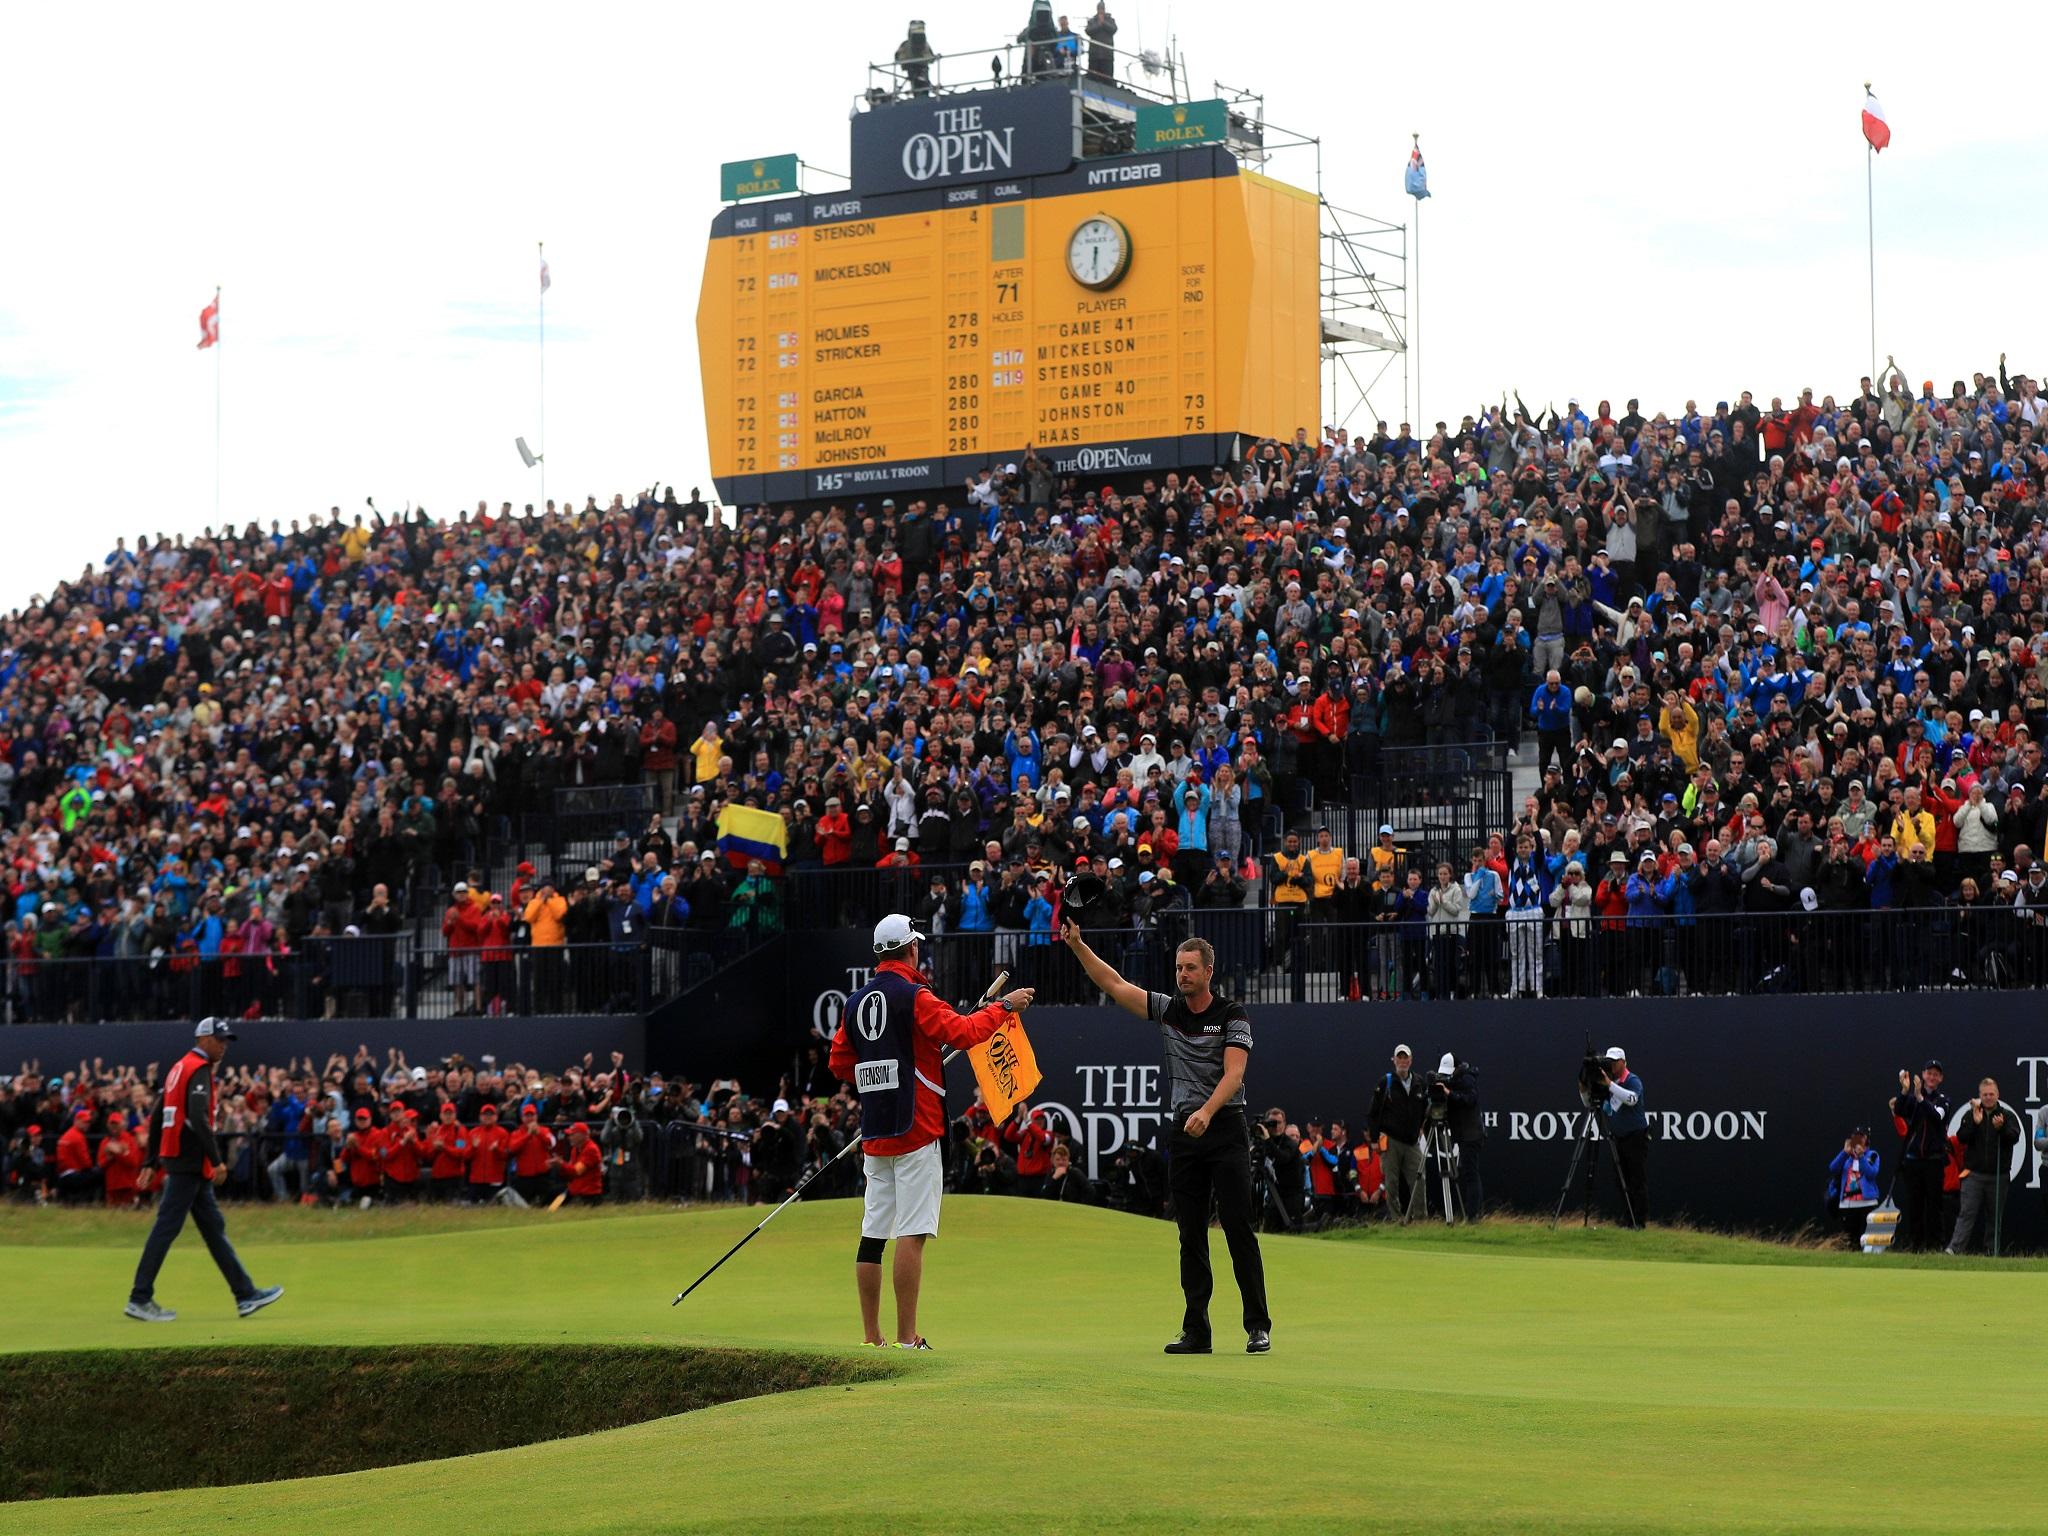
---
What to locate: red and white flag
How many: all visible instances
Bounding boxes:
[197,290,219,349]
[1861,90,1890,153]
[539,256,551,294]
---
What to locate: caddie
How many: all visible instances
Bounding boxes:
[829,912,1034,1349]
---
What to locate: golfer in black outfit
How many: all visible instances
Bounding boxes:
[1063,922,1272,1355]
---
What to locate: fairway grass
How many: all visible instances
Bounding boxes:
[1,1198,2043,1534]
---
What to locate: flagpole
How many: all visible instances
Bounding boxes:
[538,242,547,510]
[1411,132,1422,434]
[214,285,222,525]
[1864,84,1876,392]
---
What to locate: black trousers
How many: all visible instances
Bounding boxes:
[1895,1159,1946,1252]
[1167,1107,1270,1340]
[1455,1139,1483,1220]
[1612,1131,1650,1227]
[130,1172,256,1305]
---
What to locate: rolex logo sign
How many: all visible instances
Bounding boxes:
[1136,98,1226,150]
[721,153,798,202]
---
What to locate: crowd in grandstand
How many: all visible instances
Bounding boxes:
[0,351,2042,1013]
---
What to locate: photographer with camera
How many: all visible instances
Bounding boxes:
[1367,1045,1427,1223]
[1252,1107,1303,1230]
[1431,1052,1485,1220]
[1586,1046,1648,1227]
[599,1103,645,1203]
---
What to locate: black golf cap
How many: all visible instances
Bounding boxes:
[194,1016,237,1041]
[1921,1058,1944,1072]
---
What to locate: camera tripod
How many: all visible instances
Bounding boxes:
[1422,1116,1464,1225]
[1551,1100,1637,1229]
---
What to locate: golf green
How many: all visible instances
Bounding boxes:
[1,1198,2044,1533]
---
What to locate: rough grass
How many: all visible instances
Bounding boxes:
[0,1344,888,1502]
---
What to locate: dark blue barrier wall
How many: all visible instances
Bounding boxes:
[787,928,2048,1238]
[1,1015,644,1074]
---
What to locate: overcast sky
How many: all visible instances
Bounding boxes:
[4,1,2043,611]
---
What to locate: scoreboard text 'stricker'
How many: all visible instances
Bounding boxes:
[698,82,1319,506]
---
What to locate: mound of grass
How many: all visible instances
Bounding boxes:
[0,1344,892,1501]
[1314,1211,2045,1268]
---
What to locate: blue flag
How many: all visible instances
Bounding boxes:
[1405,143,1429,200]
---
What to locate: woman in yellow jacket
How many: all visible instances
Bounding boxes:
[1658,691,1701,773]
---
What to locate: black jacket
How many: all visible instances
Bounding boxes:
[1368,1069,1429,1144]
[1955,1102,2019,1176]
[1441,1063,1484,1143]
[1892,1085,1951,1163]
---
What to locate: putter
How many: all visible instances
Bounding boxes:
[671,970,1010,1307]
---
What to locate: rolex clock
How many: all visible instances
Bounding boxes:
[1066,215,1132,291]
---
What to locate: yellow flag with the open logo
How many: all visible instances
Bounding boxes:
[967,1020,1042,1122]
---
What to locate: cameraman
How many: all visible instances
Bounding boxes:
[599,1103,645,1203]
[1589,1046,1648,1227]
[1432,1052,1485,1220]
[1254,1107,1303,1229]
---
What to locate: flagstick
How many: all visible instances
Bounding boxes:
[1864,84,1876,392]
[538,242,547,510]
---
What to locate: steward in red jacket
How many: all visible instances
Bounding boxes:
[379,1105,423,1198]
[55,1110,101,1203]
[99,1118,145,1206]
[551,1123,605,1202]
[342,1109,384,1195]
[507,1106,555,1198]
[424,1103,472,1199]
[467,1104,510,1197]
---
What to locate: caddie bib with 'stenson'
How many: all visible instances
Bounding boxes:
[844,970,931,1142]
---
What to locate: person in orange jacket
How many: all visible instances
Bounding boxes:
[55,1108,102,1203]
[550,1121,605,1204]
[423,1102,473,1201]
[341,1107,384,1203]
[507,1104,555,1202]
[379,1104,424,1200]
[466,1103,510,1202]
[99,1115,146,1207]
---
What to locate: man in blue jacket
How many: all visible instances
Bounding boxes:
[1594,1046,1649,1227]
[1529,669,1573,776]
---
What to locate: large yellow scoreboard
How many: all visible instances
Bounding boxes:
[699,140,1319,505]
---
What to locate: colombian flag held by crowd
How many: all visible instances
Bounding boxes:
[716,805,787,874]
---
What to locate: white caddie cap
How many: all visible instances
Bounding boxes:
[1604,1046,1627,1061]
[872,913,924,953]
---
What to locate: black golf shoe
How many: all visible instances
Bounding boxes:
[1246,1330,1271,1354]
[1162,1334,1212,1355]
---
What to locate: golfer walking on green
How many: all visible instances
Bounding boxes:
[125,1017,283,1322]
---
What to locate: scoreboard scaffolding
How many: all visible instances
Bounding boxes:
[698,79,1322,507]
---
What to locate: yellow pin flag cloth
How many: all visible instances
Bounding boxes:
[967,1019,1042,1122]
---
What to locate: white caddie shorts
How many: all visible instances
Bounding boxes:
[861,1139,943,1240]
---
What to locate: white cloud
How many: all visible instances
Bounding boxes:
[1,0,2042,607]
